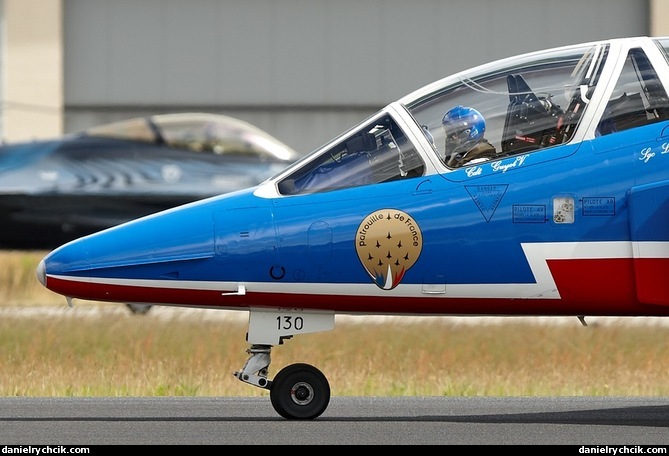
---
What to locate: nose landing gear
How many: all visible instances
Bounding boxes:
[232,308,335,420]
[234,344,330,420]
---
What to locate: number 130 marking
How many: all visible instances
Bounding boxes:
[276,316,304,331]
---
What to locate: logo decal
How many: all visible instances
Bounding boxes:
[355,209,422,290]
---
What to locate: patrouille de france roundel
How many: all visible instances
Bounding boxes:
[355,209,423,290]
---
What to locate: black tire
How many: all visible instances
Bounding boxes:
[270,363,330,420]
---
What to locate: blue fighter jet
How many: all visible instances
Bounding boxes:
[37,36,669,419]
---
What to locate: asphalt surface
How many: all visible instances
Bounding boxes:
[0,396,667,445]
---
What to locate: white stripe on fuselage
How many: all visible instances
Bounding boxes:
[48,241,666,300]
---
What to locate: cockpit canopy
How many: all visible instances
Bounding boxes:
[274,37,669,196]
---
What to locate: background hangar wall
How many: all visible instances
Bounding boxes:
[1,0,664,154]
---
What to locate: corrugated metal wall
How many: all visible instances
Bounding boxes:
[63,0,649,154]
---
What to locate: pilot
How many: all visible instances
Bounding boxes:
[442,105,497,167]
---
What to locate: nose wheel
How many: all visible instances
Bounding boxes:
[236,309,335,419]
[270,363,330,420]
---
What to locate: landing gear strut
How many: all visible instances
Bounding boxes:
[234,308,335,419]
[234,344,330,420]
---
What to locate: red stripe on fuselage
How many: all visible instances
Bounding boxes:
[45,256,669,316]
[546,258,636,308]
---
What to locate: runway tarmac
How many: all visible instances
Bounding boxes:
[0,396,667,445]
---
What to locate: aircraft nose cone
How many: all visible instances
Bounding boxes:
[35,239,92,295]
[36,258,46,287]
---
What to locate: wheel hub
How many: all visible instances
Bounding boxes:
[291,382,314,405]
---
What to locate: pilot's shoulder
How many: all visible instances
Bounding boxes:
[464,140,497,161]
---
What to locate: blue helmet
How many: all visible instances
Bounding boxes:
[442,106,485,157]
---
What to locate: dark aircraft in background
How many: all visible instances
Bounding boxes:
[0,113,300,250]
[38,36,669,419]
